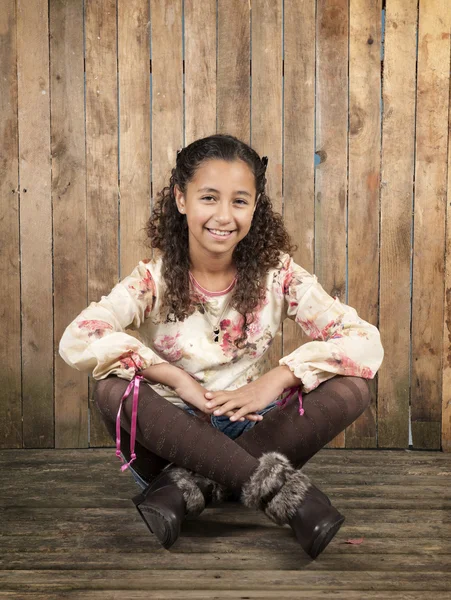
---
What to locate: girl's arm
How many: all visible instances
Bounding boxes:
[279,255,384,392]
[59,261,167,381]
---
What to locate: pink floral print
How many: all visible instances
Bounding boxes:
[77,320,113,338]
[153,332,183,362]
[59,254,384,405]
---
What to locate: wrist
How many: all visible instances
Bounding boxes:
[273,365,302,391]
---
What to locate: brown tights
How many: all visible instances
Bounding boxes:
[94,375,371,491]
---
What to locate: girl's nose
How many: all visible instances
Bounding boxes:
[215,203,232,222]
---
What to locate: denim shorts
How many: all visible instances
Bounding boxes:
[124,401,278,491]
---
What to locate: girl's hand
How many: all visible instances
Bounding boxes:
[204,367,300,422]
[174,371,262,422]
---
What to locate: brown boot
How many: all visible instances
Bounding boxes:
[241,452,345,559]
[132,465,225,549]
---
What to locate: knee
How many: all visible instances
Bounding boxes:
[347,376,371,413]
[93,375,128,418]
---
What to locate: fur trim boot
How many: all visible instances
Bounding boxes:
[241,452,345,559]
[132,465,226,549]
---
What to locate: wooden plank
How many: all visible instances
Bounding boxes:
[444,44,451,453]
[0,592,448,600]
[17,0,53,448]
[85,0,119,446]
[151,0,183,196]
[1,569,451,593]
[118,0,151,278]
[411,0,451,450]
[315,0,349,449]
[346,0,382,448]
[217,0,250,141]
[282,0,316,356]
[251,0,283,372]
[184,0,216,144]
[0,0,21,448]
[378,0,418,448]
[50,0,88,448]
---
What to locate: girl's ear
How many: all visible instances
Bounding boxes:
[174,184,186,214]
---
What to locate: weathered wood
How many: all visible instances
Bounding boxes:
[411,0,451,450]
[85,0,119,446]
[378,0,418,448]
[217,0,250,140]
[50,0,88,448]
[118,0,151,278]
[151,0,183,196]
[315,0,349,448]
[184,0,216,144]
[0,0,21,448]
[251,0,283,373]
[1,592,449,600]
[1,448,450,598]
[444,41,451,453]
[282,0,315,357]
[17,0,53,448]
[1,569,451,593]
[346,0,382,449]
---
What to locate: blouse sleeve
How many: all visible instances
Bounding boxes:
[59,260,167,381]
[278,256,384,393]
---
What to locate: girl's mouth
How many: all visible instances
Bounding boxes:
[206,228,235,240]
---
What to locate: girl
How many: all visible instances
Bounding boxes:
[59,134,384,559]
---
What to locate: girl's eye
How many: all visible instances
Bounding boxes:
[201,196,216,202]
[234,199,248,206]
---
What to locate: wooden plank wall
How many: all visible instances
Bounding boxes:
[1,0,450,452]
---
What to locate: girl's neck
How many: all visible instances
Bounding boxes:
[189,247,236,292]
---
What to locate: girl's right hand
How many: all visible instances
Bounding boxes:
[174,371,263,423]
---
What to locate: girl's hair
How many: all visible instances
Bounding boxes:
[145,133,296,348]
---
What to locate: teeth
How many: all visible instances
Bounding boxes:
[209,229,232,236]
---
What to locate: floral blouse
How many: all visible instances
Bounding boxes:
[59,252,384,408]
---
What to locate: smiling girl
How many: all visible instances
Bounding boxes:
[59,134,384,559]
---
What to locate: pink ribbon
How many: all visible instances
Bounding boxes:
[116,375,143,472]
[276,385,304,416]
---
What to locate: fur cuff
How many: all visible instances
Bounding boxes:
[241,451,311,526]
[166,467,206,517]
[193,473,227,504]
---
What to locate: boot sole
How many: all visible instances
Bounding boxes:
[133,493,179,550]
[308,513,345,559]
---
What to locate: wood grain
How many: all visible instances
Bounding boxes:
[17,0,54,448]
[315,0,349,448]
[184,0,216,144]
[217,0,250,141]
[378,0,418,448]
[411,0,451,450]
[118,0,151,277]
[0,0,21,448]
[151,0,183,197]
[251,0,283,373]
[443,48,451,452]
[85,0,119,446]
[282,0,316,356]
[346,0,382,448]
[50,0,88,448]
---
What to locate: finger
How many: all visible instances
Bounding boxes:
[205,394,230,409]
[230,406,261,422]
[212,400,240,416]
[224,410,246,422]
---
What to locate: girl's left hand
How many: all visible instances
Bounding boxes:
[204,371,287,422]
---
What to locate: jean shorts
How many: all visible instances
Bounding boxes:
[124,401,278,491]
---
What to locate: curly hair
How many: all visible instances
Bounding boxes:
[145,134,297,348]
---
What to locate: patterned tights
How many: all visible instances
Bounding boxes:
[94,375,371,492]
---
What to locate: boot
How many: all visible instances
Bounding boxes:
[241,452,345,559]
[132,464,226,549]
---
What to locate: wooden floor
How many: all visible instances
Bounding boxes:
[1,448,450,600]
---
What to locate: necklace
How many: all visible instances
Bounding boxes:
[189,272,235,342]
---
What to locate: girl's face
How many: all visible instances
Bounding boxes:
[174,159,257,260]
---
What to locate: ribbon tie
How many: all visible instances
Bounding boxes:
[276,385,304,416]
[116,374,143,472]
